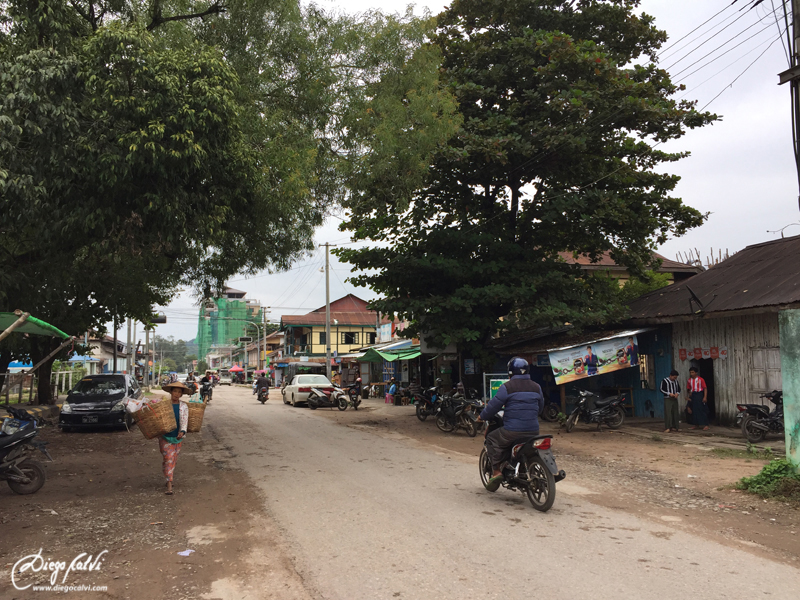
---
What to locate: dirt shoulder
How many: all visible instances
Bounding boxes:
[309,398,800,566]
[0,418,311,600]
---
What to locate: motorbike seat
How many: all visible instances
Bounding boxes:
[593,398,613,407]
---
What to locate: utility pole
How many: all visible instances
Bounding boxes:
[778,0,800,209]
[112,316,118,374]
[320,242,337,381]
[145,327,150,388]
[126,317,132,374]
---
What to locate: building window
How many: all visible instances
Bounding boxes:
[639,355,656,390]
[342,332,359,345]
[750,347,781,393]
[319,332,326,345]
[368,332,376,345]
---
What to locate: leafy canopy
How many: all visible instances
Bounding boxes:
[338,0,717,353]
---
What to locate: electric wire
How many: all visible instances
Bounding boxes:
[657,3,739,58]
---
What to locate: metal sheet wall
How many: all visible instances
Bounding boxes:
[672,314,781,423]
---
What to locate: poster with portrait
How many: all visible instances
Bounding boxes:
[548,333,640,385]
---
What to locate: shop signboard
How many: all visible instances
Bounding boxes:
[536,355,550,367]
[679,346,727,360]
[710,347,719,359]
[378,323,393,343]
[489,379,509,398]
[464,359,476,375]
[679,348,687,361]
[548,334,640,386]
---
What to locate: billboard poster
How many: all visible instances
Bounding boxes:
[490,379,508,398]
[548,334,640,385]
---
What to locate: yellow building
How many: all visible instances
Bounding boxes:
[281,295,377,358]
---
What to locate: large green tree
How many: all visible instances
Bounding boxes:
[1,0,448,400]
[338,0,716,355]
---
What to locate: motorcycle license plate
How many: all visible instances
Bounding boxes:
[82,416,99,424]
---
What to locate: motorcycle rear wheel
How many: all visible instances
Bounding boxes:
[478,448,492,488]
[436,414,455,433]
[7,459,46,495]
[524,456,555,512]
[416,404,428,422]
[606,406,625,429]
[543,404,559,422]
[338,398,348,411]
[565,412,579,433]
[742,415,766,443]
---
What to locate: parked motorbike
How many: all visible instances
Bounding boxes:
[414,380,444,422]
[737,390,783,443]
[435,396,484,437]
[257,387,269,404]
[540,398,561,422]
[565,390,625,432]
[307,387,337,410]
[478,414,565,511]
[0,407,53,495]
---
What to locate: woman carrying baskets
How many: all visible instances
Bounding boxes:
[160,381,190,495]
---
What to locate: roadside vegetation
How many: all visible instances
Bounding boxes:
[712,444,775,460]
[737,459,800,505]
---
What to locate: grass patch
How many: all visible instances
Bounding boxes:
[737,459,800,505]
[711,444,774,460]
[651,434,663,442]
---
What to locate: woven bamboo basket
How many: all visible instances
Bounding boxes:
[187,401,206,433]
[132,397,177,440]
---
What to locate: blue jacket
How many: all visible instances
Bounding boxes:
[480,375,544,432]
[388,383,397,395]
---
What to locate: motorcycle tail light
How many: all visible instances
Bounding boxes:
[736,405,746,412]
[533,438,552,450]
[299,387,311,393]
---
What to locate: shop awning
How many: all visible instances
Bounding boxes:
[546,328,654,352]
[359,347,421,363]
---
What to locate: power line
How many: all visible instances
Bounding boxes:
[657,3,739,58]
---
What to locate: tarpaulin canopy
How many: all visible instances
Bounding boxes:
[359,347,421,363]
[0,312,70,339]
[229,365,244,372]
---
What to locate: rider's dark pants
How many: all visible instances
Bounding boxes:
[486,427,539,472]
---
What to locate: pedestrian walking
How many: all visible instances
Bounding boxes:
[686,367,709,431]
[159,381,190,495]
[660,370,681,433]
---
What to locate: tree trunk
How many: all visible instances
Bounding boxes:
[509,179,521,240]
[0,352,12,399]
[37,358,57,405]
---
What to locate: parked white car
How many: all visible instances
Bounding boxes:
[219,375,233,385]
[283,374,334,407]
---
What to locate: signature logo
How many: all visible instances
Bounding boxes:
[12,548,107,591]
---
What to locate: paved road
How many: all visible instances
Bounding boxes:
[208,386,800,600]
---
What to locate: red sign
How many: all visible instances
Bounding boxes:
[679,349,687,361]
[710,347,719,359]
[694,348,702,360]
[702,348,711,359]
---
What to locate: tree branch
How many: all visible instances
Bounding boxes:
[147,2,226,31]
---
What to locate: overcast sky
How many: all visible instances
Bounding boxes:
[142,0,800,343]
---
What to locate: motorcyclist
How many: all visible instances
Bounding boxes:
[476,357,544,492]
[254,373,270,399]
[200,371,214,402]
[185,371,198,393]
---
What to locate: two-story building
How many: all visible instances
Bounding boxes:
[281,295,377,359]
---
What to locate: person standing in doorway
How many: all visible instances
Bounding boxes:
[660,370,681,433]
[687,367,709,431]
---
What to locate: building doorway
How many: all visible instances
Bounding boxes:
[697,358,716,420]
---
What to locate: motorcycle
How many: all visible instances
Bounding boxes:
[435,396,485,437]
[0,407,53,495]
[478,414,565,512]
[414,386,442,422]
[540,398,561,422]
[565,390,625,432]
[307,386,337,410]
[200,381,214,404]
[737,390,783,443]
[257,387,269,404]
[335,382,362,411]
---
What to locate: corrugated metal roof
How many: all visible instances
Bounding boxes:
[558,251,702,274]
[628,235,800,321]
[281,312,377,327]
